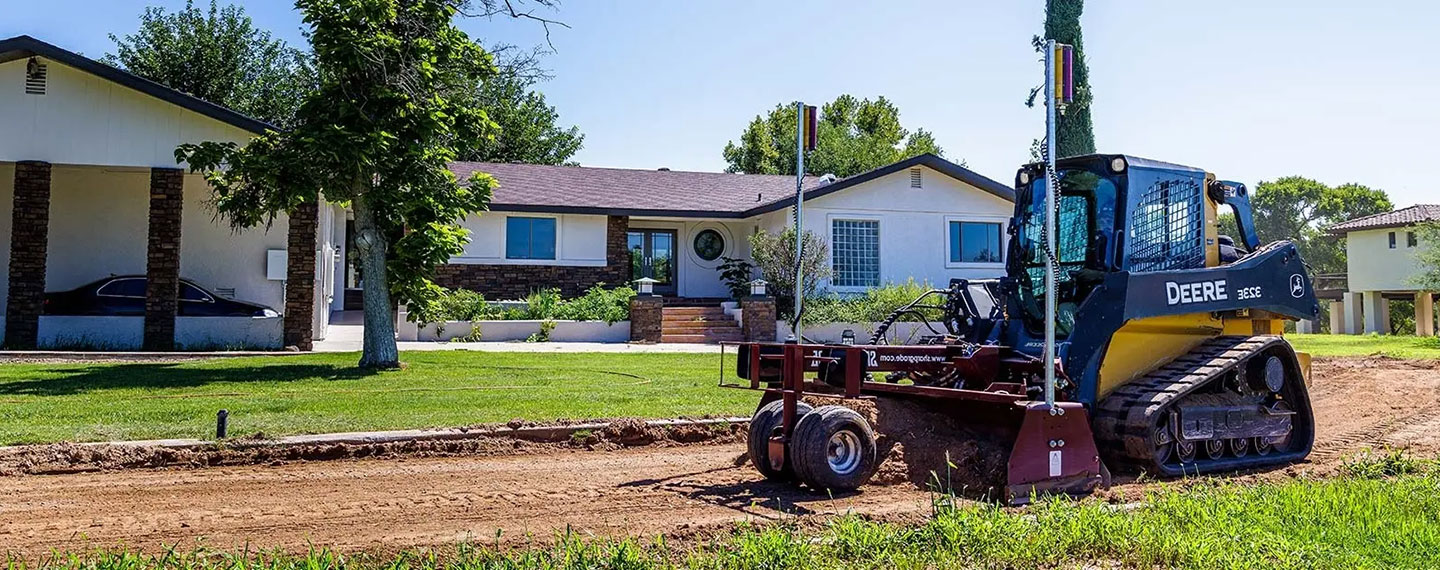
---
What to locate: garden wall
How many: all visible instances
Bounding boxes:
[38,315,283,350]
[408,319,630,343]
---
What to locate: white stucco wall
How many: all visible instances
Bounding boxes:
[627,218,759,298]
[1346,228,1426,292]
[38,315,283,350]
[759,165,1014,292]
[452,212,608,266]
[0,57,254,168]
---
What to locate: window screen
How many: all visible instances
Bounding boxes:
[831,219,880,288]
[949,221,1003,263]
[506,217,557,260]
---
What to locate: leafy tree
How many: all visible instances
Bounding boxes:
[1409,223,1440,291]
[749,228,830,320]
[179,0,500,368]
[1242,177,1391,275]
[723,95,946,177]
[1027,0,1095,159]
[105,0,315,128]
[457,62,583,164]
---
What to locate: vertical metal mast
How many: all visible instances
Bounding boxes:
[1043,40,1059,408]
[792,101,806,341]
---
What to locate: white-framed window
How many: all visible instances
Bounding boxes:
[505,216,558,260]
[945,216,1007,267]
[831,218,880,288]
[948,221,1004,264]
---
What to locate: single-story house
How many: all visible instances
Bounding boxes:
[436,155,1016,300]
[1326,204,1439,336]
[0,35,343,350]
[2,33,1017,349]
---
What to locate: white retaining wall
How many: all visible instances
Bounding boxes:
[412,320,630,343]
[39,316,283,350]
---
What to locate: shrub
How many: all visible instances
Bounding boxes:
[801,280,944,325]
[557,284,636,324]
[750,228,829,319]
[421,285,635,325]
[717,256,756,300]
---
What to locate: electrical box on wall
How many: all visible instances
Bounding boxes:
[266,249,288,281]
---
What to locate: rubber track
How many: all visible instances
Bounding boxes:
[1092,335,1311,476]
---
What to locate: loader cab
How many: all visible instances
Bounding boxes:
[1008,154,1211,339]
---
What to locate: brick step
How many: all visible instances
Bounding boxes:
[661,315,730,323]
[661,307,729,316]
[662,333,744,343]
[661,323,739,333]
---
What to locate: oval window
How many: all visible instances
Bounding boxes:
[693,229,725,261]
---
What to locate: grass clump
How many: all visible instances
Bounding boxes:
[15,468,1440,569]
[1288,333,1440,359]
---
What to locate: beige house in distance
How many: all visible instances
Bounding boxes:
[1327,205,1440,336]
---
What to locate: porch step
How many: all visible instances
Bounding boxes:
[661,332,745,343]
[659,305,741,344]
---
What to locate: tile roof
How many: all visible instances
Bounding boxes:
[1327,204,1440,234]
[450,153,1015,219]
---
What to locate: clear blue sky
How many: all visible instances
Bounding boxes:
[4,1,1436,206]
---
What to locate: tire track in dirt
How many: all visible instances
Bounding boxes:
[1,356,1437,558]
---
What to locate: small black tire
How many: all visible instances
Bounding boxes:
[748,399,813,480]
[791,405,878,492]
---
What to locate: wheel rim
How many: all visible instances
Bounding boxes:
[1229,438,1249,457]
[1176,440,1197,463]
[1205,439,1226,459]
[827,430,863,475]
[1154,420,1174,464]
[1253,437,1274,455]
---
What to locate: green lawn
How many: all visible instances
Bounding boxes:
[1288,333,1440,359]
[20,463,1440,569]
[0,351,756,445]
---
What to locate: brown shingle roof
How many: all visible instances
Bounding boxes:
[1327,204,1440,234]
[449,162,821,218]
[448,153,1015,219]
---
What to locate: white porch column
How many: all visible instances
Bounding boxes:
[1362,291,1389,335]
[1328,300,1345,334]
[1416,292,1435,337]
[1342,292,1365,335]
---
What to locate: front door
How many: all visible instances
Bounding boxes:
[628,229,678,295]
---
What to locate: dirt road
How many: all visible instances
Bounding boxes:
[3,357,1438,557]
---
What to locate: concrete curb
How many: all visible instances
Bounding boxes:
[0,417,754,453]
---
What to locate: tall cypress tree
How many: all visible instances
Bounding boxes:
[1037,0,1095,157]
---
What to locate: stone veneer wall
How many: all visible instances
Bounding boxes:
[434,215,630,299]
[628,295,663,342]
[4,161,52,349]
[284,202,319,350]
[740,297,777,342]
[143,168,185,351]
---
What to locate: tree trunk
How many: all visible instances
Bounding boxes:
[352,195,400,369]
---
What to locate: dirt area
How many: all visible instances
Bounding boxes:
[2,356,1438,557]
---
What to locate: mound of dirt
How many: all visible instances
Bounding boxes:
[0,419,745,476]
[801,395,1015,498]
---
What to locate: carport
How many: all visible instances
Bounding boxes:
[0,35,338,350]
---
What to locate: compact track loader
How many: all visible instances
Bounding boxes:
[727,154,1319,502]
